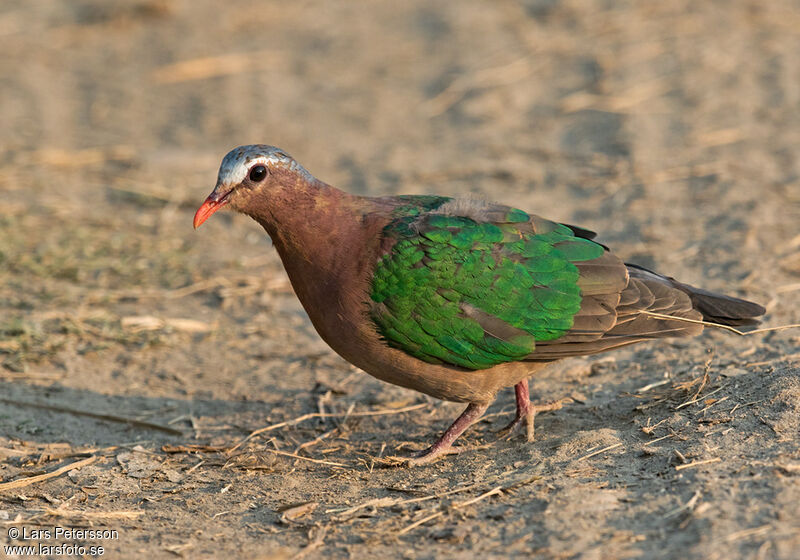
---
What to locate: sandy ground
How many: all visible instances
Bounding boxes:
[1,0,799,558]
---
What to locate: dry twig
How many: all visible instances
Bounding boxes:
[675,457,722,471]
[43,508,143,520]
[0,456,97,492]
[229,403,428,453]
[293,524,329,559]
[676,385,726,410]
[397,486,503,535]
[0,398,183,436]
[576,442,624,462]
[663,490,702,518]
[229,449,345,468]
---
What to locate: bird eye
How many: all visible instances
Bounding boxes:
[249,165,267,182]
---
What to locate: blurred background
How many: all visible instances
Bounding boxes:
[1,1,799,558]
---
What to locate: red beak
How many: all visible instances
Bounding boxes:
[193,190,231,229]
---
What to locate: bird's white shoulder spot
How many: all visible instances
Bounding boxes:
[430,197,496,221]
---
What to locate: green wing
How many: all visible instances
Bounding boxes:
[369,203,609,370]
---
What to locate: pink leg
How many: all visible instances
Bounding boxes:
[406,402,489,466]
[500,379,570,442]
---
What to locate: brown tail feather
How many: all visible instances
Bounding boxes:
[671,284,765,326]
[626,263,765,327]
[526,259,766,362]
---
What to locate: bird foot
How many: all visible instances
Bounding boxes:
[498,397,573,442]
[402,402,488,467]
[404,445,466,466]
[498,412,534,442]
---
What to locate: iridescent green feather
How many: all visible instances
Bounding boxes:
[370,204,605,370]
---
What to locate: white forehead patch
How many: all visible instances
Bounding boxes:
[216,144,312,185]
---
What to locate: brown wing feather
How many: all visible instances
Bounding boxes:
[527,258,708,361]
[402,199,763,362]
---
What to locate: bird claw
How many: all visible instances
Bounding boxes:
[498,414,534,442]
[403,445,465,466]
[498,397,573,443]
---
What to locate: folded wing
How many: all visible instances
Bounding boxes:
[370,198,764,369]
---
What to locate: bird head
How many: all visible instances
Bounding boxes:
[193,144,310,228]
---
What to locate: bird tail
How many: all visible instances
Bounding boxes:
[626,263,766,327]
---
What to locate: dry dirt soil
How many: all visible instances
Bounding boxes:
[1,1,799,558]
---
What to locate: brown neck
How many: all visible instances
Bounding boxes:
[243,170,389,316]
[247,174,349,262]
